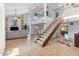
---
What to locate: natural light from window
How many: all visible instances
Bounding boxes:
[8,48,19,56]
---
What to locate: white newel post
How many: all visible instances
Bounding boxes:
[44,3,46,31]
[27,9,32,41]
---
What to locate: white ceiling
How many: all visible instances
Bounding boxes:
[47,3,64,11]
[4,3,41,17]
[5,3,64,17]
[34,4,44,14]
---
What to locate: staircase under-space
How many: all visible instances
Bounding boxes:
[35,17,63,47]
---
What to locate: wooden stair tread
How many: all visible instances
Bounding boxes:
[35,17,63,47]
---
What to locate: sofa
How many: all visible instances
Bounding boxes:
[6,30,27,39]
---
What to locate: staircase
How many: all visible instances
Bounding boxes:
[35,17,63,47]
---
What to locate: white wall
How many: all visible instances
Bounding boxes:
[0,4,5,56]
[68,21,79,40]
[62,7,79,40]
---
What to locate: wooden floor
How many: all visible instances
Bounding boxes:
[4,38,79,56]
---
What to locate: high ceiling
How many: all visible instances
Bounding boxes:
[34,4,44,14]
[5,3,41,17]
[5,3,64,17]
[47,3,64,11]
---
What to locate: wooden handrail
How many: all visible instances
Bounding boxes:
[42,18,63,47]
[44,17,62,32]
[35,17,62,36]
